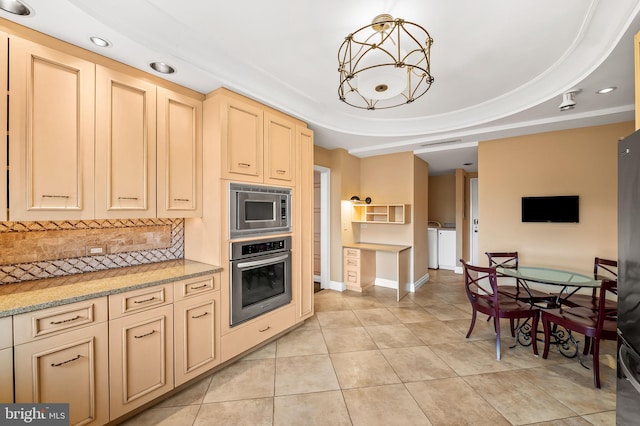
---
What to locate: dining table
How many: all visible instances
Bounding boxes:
[496,265,602,358]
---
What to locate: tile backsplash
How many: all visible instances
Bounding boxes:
[0,218,184,284]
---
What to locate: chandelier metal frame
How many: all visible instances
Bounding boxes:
[338,14,434,110]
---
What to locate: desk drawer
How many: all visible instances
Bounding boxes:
[344,257,360,269]
[345,270,360,285]
[109,284,173,319]
[221,304,295,362]
[344,248,360,259]
[13,298,108,344]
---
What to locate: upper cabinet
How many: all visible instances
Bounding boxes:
[157,88,203,218]
[7,34,203,221]
[351,203,409,224]
[9,36,96,221]
[95,65,157,219]
[213,88,300,186]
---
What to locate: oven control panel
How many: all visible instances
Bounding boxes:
[231,235,291,260]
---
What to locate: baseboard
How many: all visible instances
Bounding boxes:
[410,273,429,292]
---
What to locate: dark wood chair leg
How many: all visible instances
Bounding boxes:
[495,317,501,360]
[532,311,539,356]
[593,337,601,388]
[466,308,477,338]
[542,315,551,359]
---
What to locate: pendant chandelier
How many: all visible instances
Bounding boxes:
[338,14,434,110]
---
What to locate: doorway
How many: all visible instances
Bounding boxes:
[314,165,331,290]
[470,178,479,264]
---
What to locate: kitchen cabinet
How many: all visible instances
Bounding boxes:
[351,204,408,224]
[437,229,457,270]
[13,299,109,426]
[0,316,13,403]
[294,126,314,322]
[343,247,375,292]
[173,275,220,386]
[1,31,7,222]
[212,88,301,186]
[9,36,96,221]
[95,65,157,219]
[264,110,296,185]
[157,87,203,218]
[108,286,173,420]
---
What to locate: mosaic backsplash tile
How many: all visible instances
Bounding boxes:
[0,219,184,284]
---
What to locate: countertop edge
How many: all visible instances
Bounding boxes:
[0,261,223,318]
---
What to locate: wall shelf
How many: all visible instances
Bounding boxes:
[352,204,408,224]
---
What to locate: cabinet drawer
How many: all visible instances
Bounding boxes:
[109,284,173,319]
[221,304,295,362]
[344,257,360,269]
[344,248,360,259]
[13,297,108,345]
[345,270,360,284]
[0,316,12,349]
[173,274,216,301]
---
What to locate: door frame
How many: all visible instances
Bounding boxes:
[314,165,331,289]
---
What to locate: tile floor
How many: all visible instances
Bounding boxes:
[122,269,617,426]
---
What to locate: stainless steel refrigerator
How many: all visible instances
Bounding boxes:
[617,129,640,424]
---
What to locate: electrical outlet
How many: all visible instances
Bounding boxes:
[86,245,106,256]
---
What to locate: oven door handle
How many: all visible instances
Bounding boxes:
[236,254,289,270]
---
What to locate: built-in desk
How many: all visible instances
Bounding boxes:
[342,243,411,301]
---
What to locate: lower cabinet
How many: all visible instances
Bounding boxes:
[0,316,13,403]
[174,290,220,386]
[14,322,110,426]
[108,304,174,421]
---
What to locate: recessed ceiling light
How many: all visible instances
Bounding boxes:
[90,36,111,47]
[596,87,616,94]
[149,62,176,74]
[0,0,32,16]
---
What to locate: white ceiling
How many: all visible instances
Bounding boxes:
[2,0,639,175]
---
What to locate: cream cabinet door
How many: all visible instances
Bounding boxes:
[220,94,263,182]
[264,111,296,185]
[0,31,7,222]
[294,126,314,321]
[109,304,173,420]
[0,315,12,403]
[174,291,220,386]
[9,36,95,221]
[157,88,202,217]
[95,65,156,219]
[14,322,109,426]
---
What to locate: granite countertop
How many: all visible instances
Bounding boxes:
[343,242,411,252]
[0,259,223,318]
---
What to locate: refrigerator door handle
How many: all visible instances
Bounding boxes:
[619,344,640,394]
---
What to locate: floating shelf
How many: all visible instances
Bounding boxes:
[351,204,408,224]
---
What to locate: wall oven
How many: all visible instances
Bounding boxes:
[229,236,292,326]
[229,183,291,239]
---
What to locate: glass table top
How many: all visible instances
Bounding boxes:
[497,266,600,288]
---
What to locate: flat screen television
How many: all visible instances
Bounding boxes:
[521,195,579,223]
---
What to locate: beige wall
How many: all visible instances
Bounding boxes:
[413,157,430,282]
[428,174,456,226]
[478,121,633,274]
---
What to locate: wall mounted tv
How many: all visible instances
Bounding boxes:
[521,195,579,223]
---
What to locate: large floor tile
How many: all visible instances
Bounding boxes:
[194,398,273,426]
[429,341,521,376]
[330,349,401,389]
[405,377,511,426]
[463,369,578,424]
[423,303,472,321]
[387,306,438,323]
[342,384,431,425]
[322,326,378,353]
[275,328,328,357]
[156,376,212,408]
[202,358,275,403]
[274,354,340,395]
[353,307,400,325]
[273,391,351,426]
[380,346,457,382]
[365,324,424,348]
[316,310,362,328]
[405,320,466,345]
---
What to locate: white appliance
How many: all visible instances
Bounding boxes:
[437,229,457,271]
[428,227,439,269]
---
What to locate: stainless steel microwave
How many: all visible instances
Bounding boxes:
[229,183,291,239]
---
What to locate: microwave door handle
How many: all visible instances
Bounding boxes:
[237,254,289,269]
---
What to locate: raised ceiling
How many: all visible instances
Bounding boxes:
[2,0,639,175]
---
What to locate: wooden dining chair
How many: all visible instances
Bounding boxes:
[537,279,617,388]
[485,251,552,303]
[562,257,617,311]
[461,259,540,360]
